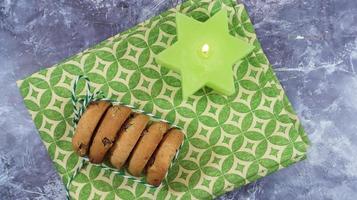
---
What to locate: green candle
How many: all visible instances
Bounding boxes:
[156,9,254,99]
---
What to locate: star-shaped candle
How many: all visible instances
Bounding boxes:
[155,9,255,99]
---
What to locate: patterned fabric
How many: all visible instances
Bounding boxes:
[17,0,309,199]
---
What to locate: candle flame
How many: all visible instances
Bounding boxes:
[201,44,210,55]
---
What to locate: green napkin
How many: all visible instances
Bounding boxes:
[17,0,309,199]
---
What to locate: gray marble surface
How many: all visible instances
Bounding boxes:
[0,0,356,199]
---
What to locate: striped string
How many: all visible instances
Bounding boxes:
[66,75,185,199]
[71,75,104,128]
[65,159,86,200]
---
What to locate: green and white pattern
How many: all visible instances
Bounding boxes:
[17,0,309,199]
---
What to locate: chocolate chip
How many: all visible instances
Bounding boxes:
[141,130,148,136]
[102,137,112,146]
[123,122,132,131]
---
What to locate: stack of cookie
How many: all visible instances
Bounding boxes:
[71,101,184,186]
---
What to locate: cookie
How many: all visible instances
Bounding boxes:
[88,105,132,164]
[128,121,170,176]
[108,113,150,169]
[146,129,184,186]
[72,101,111,156]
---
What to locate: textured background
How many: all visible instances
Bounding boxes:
[0,0,356,199]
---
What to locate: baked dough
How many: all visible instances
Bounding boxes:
[146,129,184,186]
[127,121,169,176]
[72,101,111,156]
[108,113,150,169]
[89,105,131,163]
